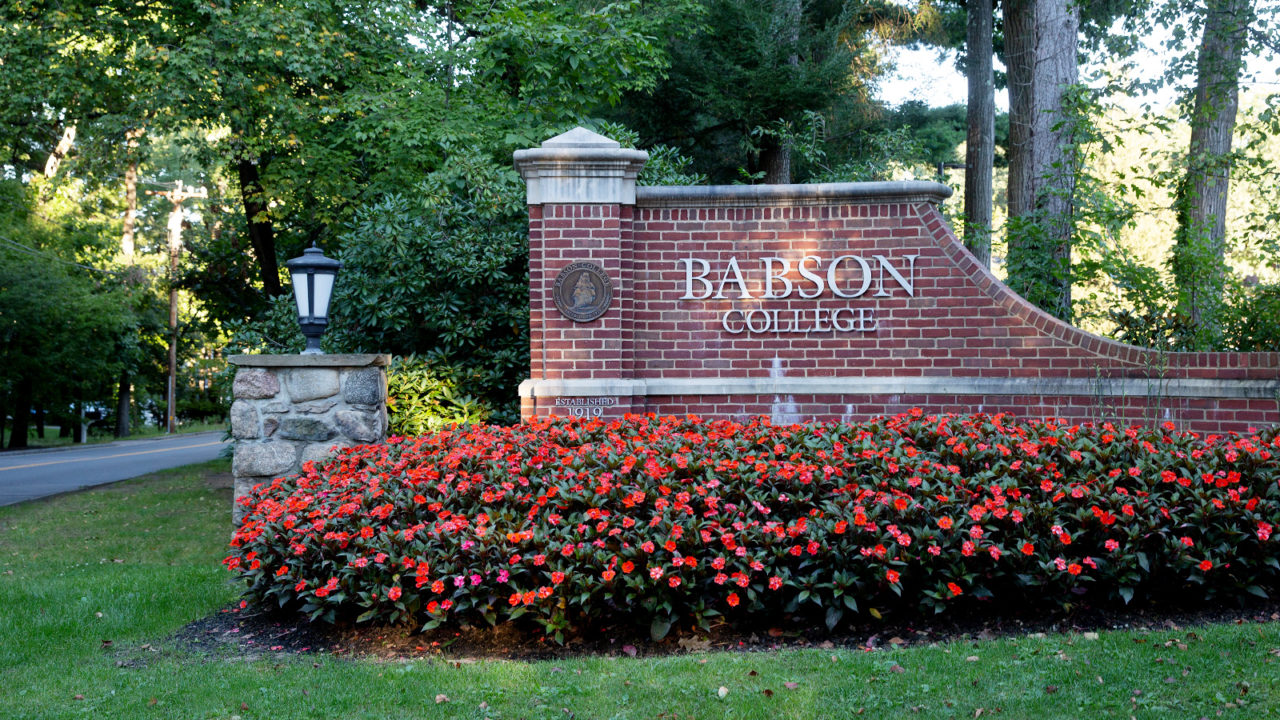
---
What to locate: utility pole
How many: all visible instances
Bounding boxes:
[149,180,206,434]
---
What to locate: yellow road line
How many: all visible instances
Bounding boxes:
[0,441,226,472]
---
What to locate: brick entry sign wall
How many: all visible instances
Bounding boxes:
[515,128,1280,434]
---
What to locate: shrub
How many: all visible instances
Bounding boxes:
[226,413,1280,643]
[386,355,490,437]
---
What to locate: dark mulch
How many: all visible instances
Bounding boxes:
[169,596,1280,663]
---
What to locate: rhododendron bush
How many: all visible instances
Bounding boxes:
[226,412,1280,641]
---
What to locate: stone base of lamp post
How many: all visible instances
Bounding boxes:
[228,353,390,525]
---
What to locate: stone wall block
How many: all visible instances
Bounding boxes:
[296,399,338,414]
[233,441,298,478]
[233,369,280,399]
[279,417,337,442]
[335,409,383,442]
[263,417,280,437]
[229,401,259,439]
[342,368,384,406]
[285,368,340,402]
[300,442,340,467]
[263,401,289,414]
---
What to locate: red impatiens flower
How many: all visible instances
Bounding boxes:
[225,412,1279,637]
[726,593,740,607]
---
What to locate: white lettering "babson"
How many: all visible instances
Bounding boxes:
[677,255,919,300]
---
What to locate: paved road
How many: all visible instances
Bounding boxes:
[0,432,231,506]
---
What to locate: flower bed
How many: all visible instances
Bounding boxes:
[226,412,1280,642]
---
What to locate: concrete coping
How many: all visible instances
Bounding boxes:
[636,181,953,208]
[229,353,391,368]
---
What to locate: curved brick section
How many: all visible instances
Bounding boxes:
[515,130,1280,433]
[918,203,1280,379]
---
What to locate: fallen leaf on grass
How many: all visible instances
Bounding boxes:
[1045,685,1058,694]
[479,702,489,710]
[763,689,774,698]
[73,695,84,701]
[965,656,979,662]
[148,698,158,706]
[1083,632,1099,641]
[622,645,637,658]
[435,694,449,704]
[717,686,729,699]
[678,636,711,651]
[889,664,905,673]
[748,670,758,676]
[784,682,799,690]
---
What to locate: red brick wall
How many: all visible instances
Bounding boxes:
[523,189,1280,434]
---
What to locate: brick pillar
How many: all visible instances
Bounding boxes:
[514,128,648,419]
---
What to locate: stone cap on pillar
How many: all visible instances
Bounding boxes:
[229,353,390,368]
[513,127,649,205]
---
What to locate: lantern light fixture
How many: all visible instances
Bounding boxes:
[285,243,342,354]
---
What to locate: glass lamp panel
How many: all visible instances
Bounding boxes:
[312,271,336,319]
[290,269,310,317]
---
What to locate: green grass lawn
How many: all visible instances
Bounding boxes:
[1,419,227,450]
[1,461,1277,720]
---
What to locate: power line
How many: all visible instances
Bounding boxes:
[0,235,127,276]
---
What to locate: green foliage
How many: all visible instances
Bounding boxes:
[386,355,490,437]
[1222,282,1280,352]
[325,153,528,422]
[609,0,902,183]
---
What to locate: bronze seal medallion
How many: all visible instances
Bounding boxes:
[552,262,613,322]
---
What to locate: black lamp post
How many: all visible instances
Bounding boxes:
[286,244,341,354]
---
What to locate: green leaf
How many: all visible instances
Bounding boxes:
[825,605,843,631]
[1118,586,1134,604]
[650,617,672,641]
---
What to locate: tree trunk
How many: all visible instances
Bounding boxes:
[760,134,793,184]
[964,0,995,267]
[0,392,7,448]
[237,156,284,296]
[122,160,137,260]
[115,371,131,438]
[1171,0,1251,349]
[72,400,84,444]
[7,380,31,450]
[35,405,45,439]
[1003,0,1079,321]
